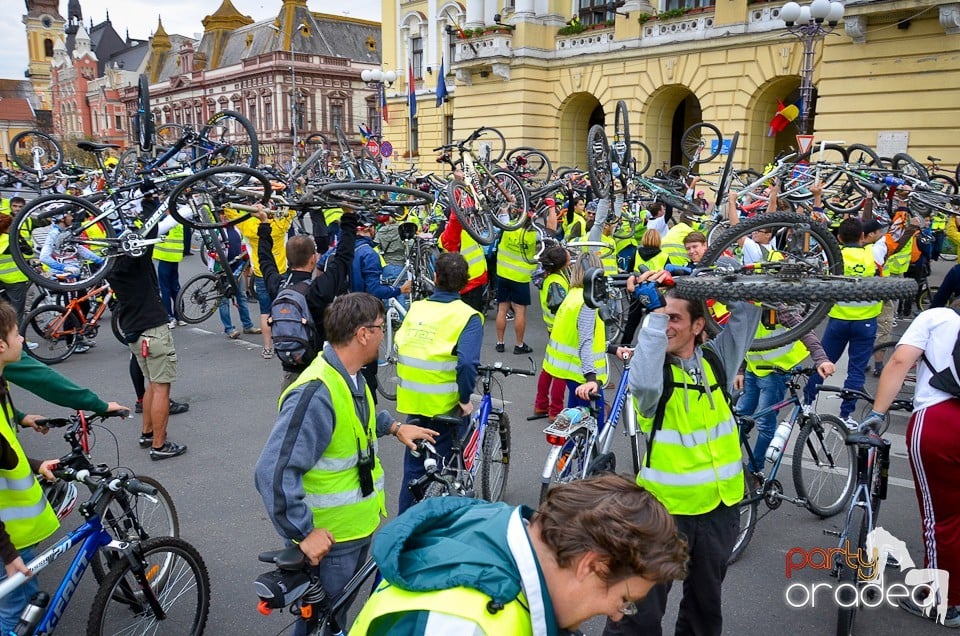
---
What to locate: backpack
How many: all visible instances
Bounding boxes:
[922,331,960,399]
[267,277,317,369]
[644,346,730,468]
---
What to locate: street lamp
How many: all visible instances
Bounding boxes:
[360,69,397,137]
[270,22,309,166]
[780,0,844,135]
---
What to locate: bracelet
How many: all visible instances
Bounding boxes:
[390,422,401,436]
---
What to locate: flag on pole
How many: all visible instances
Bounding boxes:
[408,60,417,121]
[435,56,448,107]
[381,86,388,123]
[768,99,800,136]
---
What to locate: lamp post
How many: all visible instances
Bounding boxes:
[270,22,309,167]
[780,0,845,135]
[360,69,397,137]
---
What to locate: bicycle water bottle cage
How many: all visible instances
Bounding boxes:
[583,267,609,309]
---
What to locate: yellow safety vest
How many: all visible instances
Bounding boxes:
[496,229,537,284]
[564,213,586,241]
[153,224,184,263]
[0,235,28,284]
[882,236,913,276]
[278,355,386,542]
[440,230,486,282]
[539,271,569,332]
[542,288,607,384]
[829,246,882,320]
[0,413,59,550]
[351,580,532,635]
[324,207,344,227]
[661,222,693,263]
[635,250,669,272]
[745,323,809,376]
[932,213,947,232]
[636,357,743,516]
[395,299,481,417]
[599,234,618,275]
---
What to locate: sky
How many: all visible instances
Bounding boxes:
[1,0,383,80]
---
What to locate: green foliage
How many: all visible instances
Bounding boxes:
[558,21,588,36]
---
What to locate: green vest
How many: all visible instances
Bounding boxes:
[0,414,59,550]
[599,234,618,275]
[539,271,569,332]
[829,246,882,320]
[882,236,913,276]
[661,222,693,263]
[278,355,386,542]
[745,323,809,376]
[542,288,607,384]
[635,250,669,272]
[0,235,28,284]
[395,299,481,417]
[636,359,743,516]
[351,579,532,635]
[564,213,586,241]
[441,230,486,282]
[324,207,344,226]
[932,213,947,231]
[153,224,185,263]
[496,229,537,283]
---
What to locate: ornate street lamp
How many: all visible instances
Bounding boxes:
[780,0,845,135]
[360,69,397,137]
[270,22,309,166]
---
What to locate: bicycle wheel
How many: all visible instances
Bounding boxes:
[474,127,506,165]
[176,274,223,324]
[113,148,142,181]
[320,182,435,211]
[376,332,399,402]
[918,284,938,312]
[630,140,652,176]
[713,132,740,209]
[600,286,629,347]
[168,166,271,229]
[111,309,125,344]
[864,341,918,407]
[197,110,259,169]
[135,74,154,153]
[587,124,613,199]
[539,430,592,504]
[681,122,722,164]
[302,133,331,178]
[792,414,856,518]
[10,130,63,174]
[448,179,495,246]
[20,304,81,364]
[91,476,180,584]
[486,170,529,231]
[613,100,631,168]
[892,152,929,182]
[835,502,872,636]
[728,464,759,565]
[87,537,210,636]
[481,412,511,502]
[422,480,450,500]
[505,148,552,187]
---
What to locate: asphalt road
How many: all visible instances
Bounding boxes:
[15,255,955,635]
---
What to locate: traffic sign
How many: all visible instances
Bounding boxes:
[380,141,393,158]
[366,140,380,158]
[796,134,815,156]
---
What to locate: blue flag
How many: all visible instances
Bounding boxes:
[408,61,417,121]
[436,57,448,107]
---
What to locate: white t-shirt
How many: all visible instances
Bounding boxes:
[898,308,960,410]
[648,215,668,238]
[740,237,766,265]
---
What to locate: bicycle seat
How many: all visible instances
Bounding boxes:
[862,181,885,197]
[76,141,121,153]
[258,546,307,571]
[844,433,887,449]
[928,156,941,163]
[432,414,464,428]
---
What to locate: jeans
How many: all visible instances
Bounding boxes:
[399,414,468,514]
[804,317,877,418]
[565,379,605,411]
[381,264,407,308]
[737,370,788,466]
[295,538,370,636]
[218,295,254,333]
[0,544,38,632]
[156,260,180,320]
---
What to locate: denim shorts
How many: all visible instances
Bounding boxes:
[252,276,272,314]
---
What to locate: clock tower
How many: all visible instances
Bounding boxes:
[22,0,65,110]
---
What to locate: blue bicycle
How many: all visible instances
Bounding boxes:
[0,468,209,635]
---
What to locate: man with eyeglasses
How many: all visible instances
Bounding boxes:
[255,292,437,634]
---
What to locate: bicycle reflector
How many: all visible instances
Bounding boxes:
[254,570,311,614]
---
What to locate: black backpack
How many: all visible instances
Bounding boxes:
[922,334,960,399]
[644,346,730,468]
[267,278,317,370]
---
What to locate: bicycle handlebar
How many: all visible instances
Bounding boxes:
[753,366,817,376]
[478,359,536,377]
[35,409,130,429]
[51,468,158,497]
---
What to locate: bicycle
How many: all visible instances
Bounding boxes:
[255,547,377,636]
[729,368,857,564]
[0,468,209,635]
[407,360,533,503]
[175,226,251,324]
[19,281,116,364]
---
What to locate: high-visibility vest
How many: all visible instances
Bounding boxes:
[495,228,537,283]
[882,236,913,276]
[599,234,618,275]
[278,355,386,542]
[324,207,344,226]
[635,250,669,272]
[931,213,947,232]
[395,299,481,417]
[542,288,607,384]
[539,271,568,332]
[829,246,882,320]
[745,323,809,376]
[351,579,532,635]
[0,235,28,284]
[440,230,486,282]
[661,222,693,262]
[564,212,586,241]
[636,359,743,516]
[153,224,184,263]
[0,413,59,550]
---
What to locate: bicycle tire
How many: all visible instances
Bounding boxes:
[474,127,506,165]
[681,122,722,164]
[448,179,495,246]
[168,166,271,229]
[110,309,125,344]
[376,331,399,402]
[199,109,259,169]
[835,503,871,636]
[613,100,632,168]
[929,174,958,195]
[864,341,918,407]
[91,475,180,584]
[481,412,511,502]
[10,130,64,174]
[20,304,81,364]
[176,274,223,324]
[486,170,530,231]
[136,74,154,153]
[587,124,613,199]
[918,284,938,312]
[675,273,918,306]
[728,464,759,565]
[539,429,592,504]
[714,131,740,209]
[892,152,929,182]
[113,148,142,181]
[600,287,629,347]
[792,414,856,518]
[422,480,450,500]
[630,140,652,176]
[320,181,435,210]
[87,536,210,636]
[505,148,553,187]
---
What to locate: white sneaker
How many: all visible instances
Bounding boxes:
[167,318,178,329]
[26,341,38,350]
[842,417,859,431]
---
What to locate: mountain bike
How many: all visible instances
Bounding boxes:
[9,129,64,177]
[175,226,250,324]
[408,360,533,503]
[0,468,209,635]
[255,547,377,636]
[19,281,115,364]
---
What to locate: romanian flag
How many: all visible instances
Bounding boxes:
[381,88,388,123]
[408,60,417,121]
[768,99,801,136]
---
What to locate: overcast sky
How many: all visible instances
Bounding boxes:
[1,0,383,80]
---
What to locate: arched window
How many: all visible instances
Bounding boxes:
[44,39,54,57]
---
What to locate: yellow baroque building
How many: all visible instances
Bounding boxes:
[379,0,960,173]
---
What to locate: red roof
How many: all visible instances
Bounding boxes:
[0,99,35,123]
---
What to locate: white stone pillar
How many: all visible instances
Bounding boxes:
[466,0,484,28]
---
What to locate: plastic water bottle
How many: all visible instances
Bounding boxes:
[14,592,50,635]
[611,163,622,179]
[553,407,583,432]
[765,421,793,463]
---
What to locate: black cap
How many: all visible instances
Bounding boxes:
[862,220,886,235]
